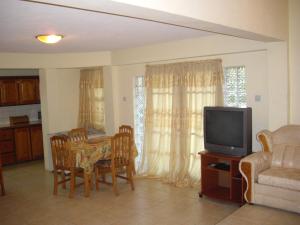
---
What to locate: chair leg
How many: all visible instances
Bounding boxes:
[95,168,99,191]
[53,171,58,195]
[111,168,119,196]
[132,162,136,176]
[127,165,135,191]
[61,172,66,189]
[69,169,75,198]
[0,183,4,196]
[102,174,106,183]
[0,174,5,196]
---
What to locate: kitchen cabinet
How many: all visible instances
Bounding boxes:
[17,79,37,104]
[0,79,19,106]
[0,124,43,165]
[0,76,40,106]
[0,129,15,165]
[35,79,40,102]
[30,125,43,160]
[15,127,32,162]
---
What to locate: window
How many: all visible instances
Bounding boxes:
[78,68,105,131]
[134,76,145,166]
[224,66,247,108]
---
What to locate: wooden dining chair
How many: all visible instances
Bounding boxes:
[95,132,134,196]
[68,128,88,142]
[119,125,136,174]
[0,154,5,196]
[50,135,84,198]
[119,125,133,138]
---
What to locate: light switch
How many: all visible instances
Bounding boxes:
[255,95,261,102]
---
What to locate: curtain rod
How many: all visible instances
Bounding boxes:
[112,49,267,67]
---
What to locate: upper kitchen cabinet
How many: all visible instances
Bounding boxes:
[35,79,40,102]
[0,79,19,106]
[17,79,38,104]
[0,76,40,106]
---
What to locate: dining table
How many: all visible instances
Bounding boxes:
[70,136,137,197]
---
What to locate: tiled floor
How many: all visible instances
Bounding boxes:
[1,161,299,225]
[1,161,237,225]
[216,204,300,225]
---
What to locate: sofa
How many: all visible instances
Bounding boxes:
[239,125,300,213]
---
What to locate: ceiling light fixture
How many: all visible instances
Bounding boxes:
[36,34,63,44]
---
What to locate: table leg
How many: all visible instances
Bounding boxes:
[84,172,91,197]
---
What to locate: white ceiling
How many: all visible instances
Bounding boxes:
[0,0,213,53]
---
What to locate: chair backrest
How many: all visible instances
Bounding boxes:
[68,128,88,142]
[119,125,134,142]
[111,133,132,168]
[50,135,73,170]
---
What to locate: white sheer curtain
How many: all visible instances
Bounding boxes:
[138,59,224,187]
[78,68,105,131]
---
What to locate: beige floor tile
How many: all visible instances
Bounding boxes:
[1,161,299,225]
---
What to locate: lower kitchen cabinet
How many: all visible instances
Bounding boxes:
[0,128,16,165]
[30,125,44,160]
[15,127,32,162]
[0,124,44,165]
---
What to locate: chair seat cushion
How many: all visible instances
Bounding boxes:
[258,167,300,191]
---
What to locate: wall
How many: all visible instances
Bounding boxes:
[40,68,80,170]
[0,105,40,124]
[41,69,80,134]
[289,0,300,124]
[111,35,288,151]
[267,42,289,129]
[0,69,39,76]
[0,51,111,68]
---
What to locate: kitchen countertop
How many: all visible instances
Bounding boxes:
[0,120,42,129]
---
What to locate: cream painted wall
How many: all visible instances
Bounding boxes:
[43,69,80,134]
[111,35,289,151]
[267,42,289,130]
[289,0,300,124]
[0,51,111,69]
[40,68,80,170]
[103,66,116,135]
[112,35,267,65]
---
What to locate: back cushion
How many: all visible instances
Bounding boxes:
[271,125,300,146]
[272,144,300,169]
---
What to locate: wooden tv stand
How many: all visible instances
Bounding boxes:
[199,151,246,204]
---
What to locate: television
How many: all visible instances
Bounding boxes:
[204,106,252,157]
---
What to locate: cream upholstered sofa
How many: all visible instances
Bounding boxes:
[239,125,300,213]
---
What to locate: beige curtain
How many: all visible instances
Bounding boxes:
[138,59,224,187]
[78,68,105,131]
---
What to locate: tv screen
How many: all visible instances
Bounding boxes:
[206,111,243,148]
[204,107,252,156]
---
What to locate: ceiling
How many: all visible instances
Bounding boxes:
[0,0,213,53]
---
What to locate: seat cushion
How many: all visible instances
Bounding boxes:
[258,167,300,191]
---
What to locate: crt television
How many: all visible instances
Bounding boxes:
[204,106,252,157]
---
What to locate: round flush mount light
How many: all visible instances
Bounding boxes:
[36,34,63,44]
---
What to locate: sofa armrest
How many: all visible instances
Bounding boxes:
[257,130,272,152]
[239,152,272,203]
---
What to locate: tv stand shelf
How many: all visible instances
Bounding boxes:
[199,151,246,204]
